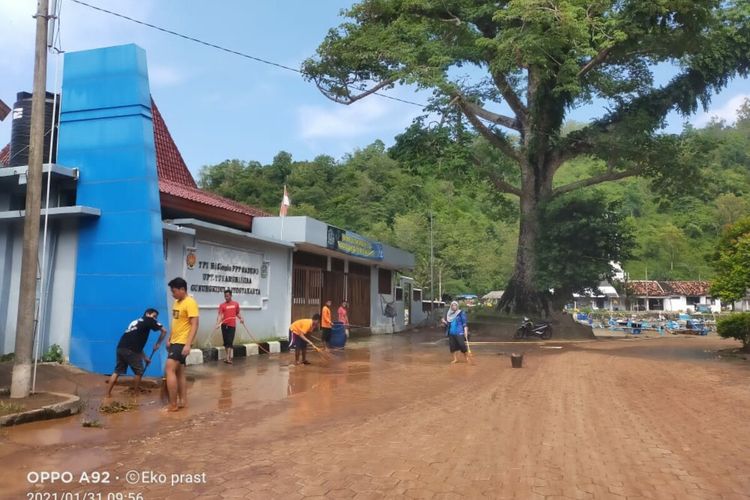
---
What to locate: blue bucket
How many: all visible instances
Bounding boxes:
[329,321,347,348]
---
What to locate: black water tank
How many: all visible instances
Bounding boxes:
[8,91,59,167]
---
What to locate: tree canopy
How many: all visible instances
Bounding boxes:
[711,216,750,304]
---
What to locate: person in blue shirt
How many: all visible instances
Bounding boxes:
[441,301,471,364]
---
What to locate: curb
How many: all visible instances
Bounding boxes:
[192,341,289,366]
[0,392,81,427]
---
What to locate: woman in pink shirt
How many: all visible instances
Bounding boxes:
[338,300,350,337]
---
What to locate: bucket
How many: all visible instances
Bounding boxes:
[329,321,347,348]
[510,353,523,368]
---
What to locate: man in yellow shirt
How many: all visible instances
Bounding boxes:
[289,314,320,365]
[165,277,199,412]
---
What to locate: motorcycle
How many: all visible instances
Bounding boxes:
[515,317,552,340]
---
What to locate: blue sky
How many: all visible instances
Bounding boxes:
[1,0,748,178]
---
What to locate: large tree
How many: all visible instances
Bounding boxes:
[303,0,750,315]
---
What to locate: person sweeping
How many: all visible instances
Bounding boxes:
[289,314,321,365]
[105,308,167,397]
[441,301,472,364]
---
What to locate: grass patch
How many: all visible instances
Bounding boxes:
[99,400,138,414]
[0,352,15,363]
[0,400,24,416]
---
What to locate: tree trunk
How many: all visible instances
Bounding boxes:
[498,164,552,316]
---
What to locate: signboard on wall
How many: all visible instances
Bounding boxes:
[326,226,384,260]
[184,242,266,306]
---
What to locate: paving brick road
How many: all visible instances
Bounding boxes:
[2,334,749,499]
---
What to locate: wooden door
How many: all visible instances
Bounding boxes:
[347,273,371,327]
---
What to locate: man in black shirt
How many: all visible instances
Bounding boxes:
[106,308,167,397]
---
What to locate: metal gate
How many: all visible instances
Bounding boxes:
[291,266,323,321]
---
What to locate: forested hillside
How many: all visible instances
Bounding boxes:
[199,101,750,298]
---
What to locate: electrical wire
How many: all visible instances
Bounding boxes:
[68,0,427,108]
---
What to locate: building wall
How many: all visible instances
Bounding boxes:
[59,44,169,376]
[369,274,428,334]
[665,297,687,312]
[164,228,293,345]
[0,224,21,354]
[0,221,78,359]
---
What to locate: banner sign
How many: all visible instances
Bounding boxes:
[185,242,265,306]
[326,226,384,260]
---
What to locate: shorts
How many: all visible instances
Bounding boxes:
[321,327,332,343]
[448,335,468,353]
[168,343,187,365]
[114,348,144,376]
[290,332,308,351]
[221,325,236,348]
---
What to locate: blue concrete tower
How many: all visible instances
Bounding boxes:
[58,44,168,376]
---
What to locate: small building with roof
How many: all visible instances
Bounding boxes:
[625,280,720,313]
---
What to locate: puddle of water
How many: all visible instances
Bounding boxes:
[1,333,500,451]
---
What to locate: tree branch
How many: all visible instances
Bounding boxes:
[453,95,523,165]
[315,77,397,105]
[491,72,528,127]
[489,175,523,197]
[470,155,522,196]
[554,67,728,165]
[460,99,520,131]
[578,47,612,78]
[552,167,641,196]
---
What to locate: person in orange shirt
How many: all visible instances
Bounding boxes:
[320,299,333,346]
[289,314,320,365]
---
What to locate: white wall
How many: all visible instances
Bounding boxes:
[369,274,428,334]
[0,221,78,358]
[665,297,686,312]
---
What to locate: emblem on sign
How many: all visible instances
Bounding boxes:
[186,248,197,270]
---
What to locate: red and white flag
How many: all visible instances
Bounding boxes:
[279,185,291,216]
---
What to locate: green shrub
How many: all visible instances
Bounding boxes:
[0,401,24,416]
[717,313,750,350]
[42,344,64,363]
[0,352,14,363]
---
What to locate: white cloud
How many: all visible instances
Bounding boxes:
[148,65,186,88]
[298,96,418,140]
[692,93,750,127]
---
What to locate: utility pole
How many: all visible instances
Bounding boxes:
[438,267,442,305]
[11,0,51,399]
[429,211,434,312]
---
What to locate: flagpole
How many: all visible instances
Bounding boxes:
[280,185,288,240]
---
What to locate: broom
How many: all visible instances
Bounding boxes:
[464,330,475,363]
[240,322,271,354]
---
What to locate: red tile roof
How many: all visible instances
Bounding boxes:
[152,100,197,188]
[626,281,712,297]
[627,281,665,296]
[151,99,267,222]
[662,281,711,296]
[159,179,267,217]
[1,100,268,226]
[0,143,9,166]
